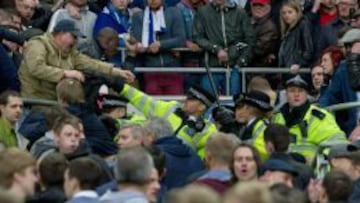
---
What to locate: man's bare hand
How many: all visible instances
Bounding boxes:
[149,41,161,54]
[217,49,229,62]
[64,70,85,82]
[113,69,135,83]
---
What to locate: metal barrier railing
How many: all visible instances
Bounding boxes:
[134,67,311,94]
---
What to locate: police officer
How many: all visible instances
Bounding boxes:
[214,90,273,160]
[106,81,217,158]
[272,75,347,163]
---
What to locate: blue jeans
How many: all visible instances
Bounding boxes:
[201,68,241,95]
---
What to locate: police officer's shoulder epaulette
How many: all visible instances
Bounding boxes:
[312,109,326,120]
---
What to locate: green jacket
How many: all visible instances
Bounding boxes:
[119,84,217,158]
[0,117,17,148]
[272,104,347,162]
[193,3,255,67]
[19,32,115,100]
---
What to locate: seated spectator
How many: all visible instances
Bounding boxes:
[231,143,261,183]
[278,0,313,75]
[0,91,27,149]
[193,133,240,194]
[115,124,146,149]
[0,148,37,202]
[259,159,298,187]
[319,46,344,78]
[310,65,325,101]
[64,157,104,203]
[166,185,220,203]
[130,0,186,95]
[273,75,346,163]
[27,152,68,203]
[250,0,279,68]
[19,19,134,101]
[56,78,118,157]
[317,170,353,203]
[318,0,357,51]
[223,182,273,203]
[319,29,360,135]
[194,0,255,95]
[47,0,99,57]
[100,147,155,203]
[143,117,204,189]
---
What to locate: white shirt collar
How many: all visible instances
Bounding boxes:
[73,190,98,199]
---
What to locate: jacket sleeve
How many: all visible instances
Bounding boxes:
[193,9,218,53]
[29,8,53,30]
[319,65,344,107]
[119,84,179,118]
[296,19,313,66]
[237,9,256,65]
[130,12,143,42]
[159,8,186,50]
[22,39,65,82]
[0,26,25,45]
[73,51,113,75]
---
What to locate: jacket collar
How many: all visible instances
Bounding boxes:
[210,1,237,12]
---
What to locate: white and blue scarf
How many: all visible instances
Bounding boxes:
[141,6,166,48]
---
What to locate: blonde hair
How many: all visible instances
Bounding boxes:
[280,0,303,37]
[56,78,85,104]
[224,182,273,203]
[248,76,277,106]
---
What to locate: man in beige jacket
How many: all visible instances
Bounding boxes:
[19,19,134,100]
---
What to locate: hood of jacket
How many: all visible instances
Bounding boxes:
[155,136,195,157]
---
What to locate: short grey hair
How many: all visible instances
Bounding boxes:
[114,147,154,185]
[145,117,174,140]
[119,124,146,139]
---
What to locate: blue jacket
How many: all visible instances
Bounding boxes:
[319,18,348,51]
[0,44,20,92]
[319,61,357,135]
[155,136,204,189]
[93,4,131,37]
[67,103,118,156]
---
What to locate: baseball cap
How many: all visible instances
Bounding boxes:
[339,29,360,44]
[328,143,359,160]
[262,159,299,177]
[53,19,86,38]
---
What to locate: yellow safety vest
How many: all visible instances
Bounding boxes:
[119,84,217,158]
[272,104,347,163]
[245,119,269,161]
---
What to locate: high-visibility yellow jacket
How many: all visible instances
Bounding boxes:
[119,84,217,158]
[272,104,347,162]
[246,119,269,161]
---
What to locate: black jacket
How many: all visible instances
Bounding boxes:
[278,17,313,67]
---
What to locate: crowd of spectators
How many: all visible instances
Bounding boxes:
[1,0,360,202]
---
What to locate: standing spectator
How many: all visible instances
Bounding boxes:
[319,29,360,136]
[250,0,279,67]
[320,46,344,78]
[143,117,204,189]
[278,0,313,75]
[193,133,240,194]
[0,148,38,202]
[64,157,103,203]
[319,0,358,51]
[272,75,346,163]
[19,19,134,101]
[318,0,338,26]
[100,147,154,203]
[27,152,68,203]
[130,0,186,95]
[231,143,261,183]
[47,0,98,57]
[0,91,27,149]
[194,0,255,95]
[259,159,298,187]
[115,124,146,149]
[316,170,353,203]
[176,0,206,90]
[310,65,325,101]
